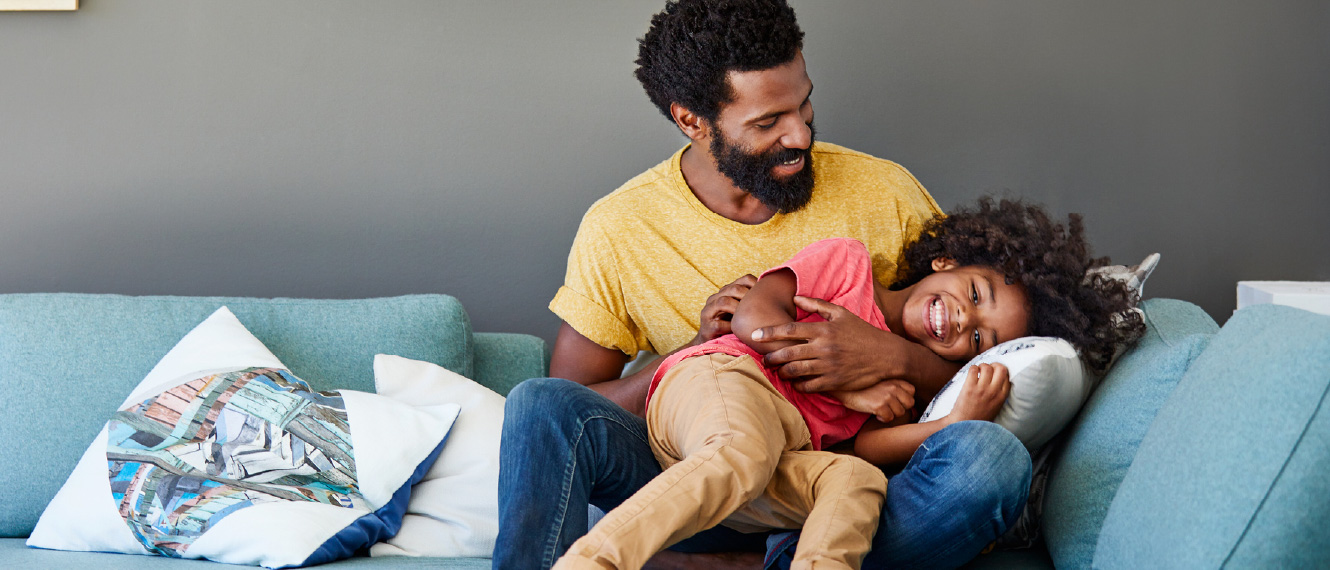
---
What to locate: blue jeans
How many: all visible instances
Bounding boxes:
[494,378,1031,570]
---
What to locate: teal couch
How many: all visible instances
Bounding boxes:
[966,298,1330,569]
[0,293,548,569]
[3,294,1328,569]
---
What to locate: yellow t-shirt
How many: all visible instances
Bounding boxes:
[550,141,943,356]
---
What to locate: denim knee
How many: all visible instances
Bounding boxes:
[923,421,1032,519]
[506,377,598,419]
[506,377,574,410]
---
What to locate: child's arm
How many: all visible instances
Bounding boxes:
[731,269,801,355]
[830,379,916,423]
[853,363,1011,466]
[753,296,964,401]
[734,269,919,424]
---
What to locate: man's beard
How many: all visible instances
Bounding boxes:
[710,123,816,214]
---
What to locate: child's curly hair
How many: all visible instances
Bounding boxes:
[894,197,1145,373]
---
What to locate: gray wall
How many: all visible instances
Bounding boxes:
[2,1,1327,344]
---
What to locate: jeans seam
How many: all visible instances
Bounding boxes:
[544,411,653,567]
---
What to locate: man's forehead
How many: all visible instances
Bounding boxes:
[721,53,812,119]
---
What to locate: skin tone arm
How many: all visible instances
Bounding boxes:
[549,275,758,417]
[853,363,1011,466]
[751,296,963,404]
[731,270,917,423]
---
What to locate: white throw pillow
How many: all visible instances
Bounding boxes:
[369,355,505,559]
[918,337,1091,453]
[27,307,456,568]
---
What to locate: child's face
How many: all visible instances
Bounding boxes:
[900,260,1031,361]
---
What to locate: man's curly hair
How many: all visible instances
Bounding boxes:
[894,198,1145,373]
[635,0,804,124]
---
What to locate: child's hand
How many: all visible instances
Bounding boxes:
[946,363,1011,423]
[831,379,916,423]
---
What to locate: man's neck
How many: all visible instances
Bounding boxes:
[679,144,778,225]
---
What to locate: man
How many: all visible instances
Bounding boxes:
[495,1,1031,568]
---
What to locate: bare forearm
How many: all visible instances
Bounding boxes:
[854,417,955,466]
[587,361,658,417]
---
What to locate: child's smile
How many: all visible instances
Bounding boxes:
[925,295,948,341]
[889,260,1033,361]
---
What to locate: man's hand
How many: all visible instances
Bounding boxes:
[947,363,1011,423]
[751,296,910,393]
[692,274,758,347]
[831,379,916,423]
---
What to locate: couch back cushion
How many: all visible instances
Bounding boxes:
[1093,303,1330,567]
[1043,298,1218,568]
[0,293,471,538]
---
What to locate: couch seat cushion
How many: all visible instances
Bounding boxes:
[1,537,489,568]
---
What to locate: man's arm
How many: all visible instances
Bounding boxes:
[548,322,644,412]
[751,296,962,403]
[732,270,918,424]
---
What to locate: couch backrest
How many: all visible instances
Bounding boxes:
[1043,298,1219,567]
[1094,303,1330,567]
[0,293,473,538]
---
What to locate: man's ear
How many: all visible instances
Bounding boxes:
[670,103,708,141]
[931,257,959,272]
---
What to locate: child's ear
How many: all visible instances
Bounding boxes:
[931,257,959,272]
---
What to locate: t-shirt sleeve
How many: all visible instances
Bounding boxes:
[549,219,642,356]
[889,162,945,252]
[762,238,875,322]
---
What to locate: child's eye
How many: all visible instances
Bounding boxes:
[971,283,979,305]
[973,329,982,349]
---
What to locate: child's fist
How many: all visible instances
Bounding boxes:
[948,363,1011,423]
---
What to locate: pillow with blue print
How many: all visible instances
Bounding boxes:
[27,307,457,569]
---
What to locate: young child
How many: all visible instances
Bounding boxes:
[553,198,1143,570]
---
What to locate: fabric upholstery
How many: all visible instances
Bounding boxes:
[1042,298,1218,568]
[0,293,470,538]
[1094,304,1330,567]
[0,538,490,568]
[472,332,550,396]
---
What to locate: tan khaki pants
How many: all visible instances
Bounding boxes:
[555,353,887,570]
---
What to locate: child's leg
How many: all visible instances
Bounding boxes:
[770,451,887,569]
[716,449,886,569]
[554,353,807,570]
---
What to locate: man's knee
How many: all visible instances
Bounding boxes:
[504,378,589,435]
[508,377,572,409]
[920,421,1032,513]
[939,421,1029,481]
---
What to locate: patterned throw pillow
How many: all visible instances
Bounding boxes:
[29,307,457,568]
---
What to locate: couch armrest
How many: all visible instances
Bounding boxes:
[472,332,550,397]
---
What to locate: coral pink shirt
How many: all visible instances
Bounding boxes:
[648,238,887,450]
